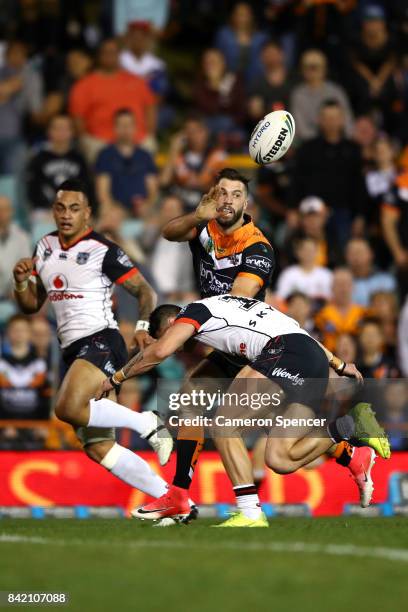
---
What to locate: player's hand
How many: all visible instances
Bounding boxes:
[195,186,220,223]
[342,363,364,383]
[13,258,36,282]
[94,378,114,401]
[132,330,155,351]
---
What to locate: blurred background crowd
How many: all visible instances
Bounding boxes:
[0,0,407,451]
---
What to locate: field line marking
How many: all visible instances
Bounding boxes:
[1,534,408,563]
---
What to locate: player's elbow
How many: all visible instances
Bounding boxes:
[161,224,178,241]
[154,343,173,362]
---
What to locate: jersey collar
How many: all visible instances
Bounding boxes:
[208,214,254,246]
[58,228,93,250]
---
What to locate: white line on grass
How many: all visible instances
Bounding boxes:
[1,534,408,563]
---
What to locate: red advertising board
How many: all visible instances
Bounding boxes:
[0,451,407,515]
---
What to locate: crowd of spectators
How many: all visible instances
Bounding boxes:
[0,0,408,449]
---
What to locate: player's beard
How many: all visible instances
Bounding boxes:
[216,205,245,229]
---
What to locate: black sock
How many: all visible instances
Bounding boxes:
[335,442,354,467]
[172,439,204,489]
[327,414,355,443]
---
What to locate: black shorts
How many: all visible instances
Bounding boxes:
[206,350,249,379]
[251,333,329,410]
[62,328,128,378]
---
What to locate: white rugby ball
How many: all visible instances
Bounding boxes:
[249,110,295,165]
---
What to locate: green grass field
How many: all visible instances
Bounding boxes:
[1,517,408,612]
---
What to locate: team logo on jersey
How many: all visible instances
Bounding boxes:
[43,248,52,260]
[117,249,133,269]
[245,256,272,274]
[205,238,214,254]
[48,273,68,291]
[76,252,90,265]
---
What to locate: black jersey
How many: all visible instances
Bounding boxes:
[188,214,274,300]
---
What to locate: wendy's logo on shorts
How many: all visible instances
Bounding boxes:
[272,367,305,386]
[48,273,68,291]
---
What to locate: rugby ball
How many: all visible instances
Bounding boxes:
[249,110,295,165]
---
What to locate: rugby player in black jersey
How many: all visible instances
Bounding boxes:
[122,167,275,518]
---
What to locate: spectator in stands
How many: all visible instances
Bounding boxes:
[69,38,157,162]
[345,238,396,306]
[120,21,168,96]
[248,41,292,123]
[284,196,341,268]
[285,291,316,336]
[381,171,408,299]
[0,195,31,302]
[193,48,245,143]
[295,0,356,72]
[49,48,93,116]
[290,49,353,142]
[291,100,367,244]
[143,194,195,301]
[276,236,333,302]
[0,40,44,174]
[365,136,397,232]
[383,381,408,451]
[335,333,358,365]
[119,21,172,131]
[96,203,146,264]
[357,317,400,379]
[160,116,226,209]
[370,290,399,357]
[315,268,366,351]
[348,6,397,124]
[254,154,293,233]
[0,315,51,450]
[352,115,378,172]
[30,316,54,366]
[26,114,92,220]
[95,108,158,218]
[214,2,268,86]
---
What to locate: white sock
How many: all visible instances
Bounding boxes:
[100,443,168,498]
[234,484,262,520]
[89,398,151,435]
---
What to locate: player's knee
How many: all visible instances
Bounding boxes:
[265,448,295,475]
[84,441,115,464]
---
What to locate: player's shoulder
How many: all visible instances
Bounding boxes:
[244,219,273,251]
[242,226,274,263]
[34,230,59,252]
[86,230,118,249]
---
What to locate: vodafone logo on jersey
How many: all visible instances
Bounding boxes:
[48,273,83,301]
[49,273,68,291]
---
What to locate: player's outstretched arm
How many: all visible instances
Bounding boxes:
[121,270,157,349]
[95,322,194,399]
[13,258,47,314]
[162,187,220,242]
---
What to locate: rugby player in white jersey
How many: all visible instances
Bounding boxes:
[95,295,391,526]
[13,179,174,500]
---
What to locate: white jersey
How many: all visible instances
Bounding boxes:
[175,295,310,360]
[33,229,138,348]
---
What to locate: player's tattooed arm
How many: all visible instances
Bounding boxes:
[95,323,195,399]
[13,258,47,314]
[122,271,157,350]
[122,271,157,321]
